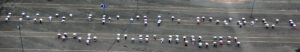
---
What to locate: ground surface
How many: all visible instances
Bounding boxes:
[0,0,300,52]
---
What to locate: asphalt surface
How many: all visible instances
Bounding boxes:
[0,0,300,52]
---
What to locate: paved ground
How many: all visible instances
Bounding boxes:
[0,0,300,52]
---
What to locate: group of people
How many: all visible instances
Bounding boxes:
[57,32,97,45]
[115,33,241,48]
[4,12,297,29]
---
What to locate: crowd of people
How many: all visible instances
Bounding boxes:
[115,33,241,48]
[3,12,297,30]
[57,32,97,45]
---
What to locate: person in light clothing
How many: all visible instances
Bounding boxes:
[177,19,181,24]
[171,16,175,21]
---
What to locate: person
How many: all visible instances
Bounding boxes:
[243,21,247,26]
[171,16,175,21]
[190,35,195,39]
[265,23,270,29]
[168,35,172,43]
[6,13,11,15]
[117,33,121,37]
[223,20,228,25]
[145,38,149,43]
[227,40,231,45]
[234,36,238,42]
[143,15,147,19]
[57,33,61,39]
[176,19,181,24]
[275,18,279,24]
[157,19,162,26]
[62,16,66,20]
[219,40,223,46]
[61,19,66,23]
[33,18,37,23]
[108,17,112,23]
[160,38,164,43]
[36,13,40,17]
[168,38,172,44]
[201,16,205,22]
[196,17,200,20]
[168,35,172,38]
[73,33,77,39]
[48,16,52,22]
[254,18,258,22]
[239,23,243,28]
[175,38,179,44]
[153,35,157,40]
[139,37,143,43]
[198,36,202,42]
[241,17,245,21]
[131,38,135,43]
[39,18,43,24]
[196,19,200,25]
[219,36,223,40]
[130,17,134,23]
[237,21,241,25]
[209,17,213,22]
[198,42,203,48]
[102,17,106,25]
[55,13,59,18]
[191,38,195,45]
[77,37,82,42]
[62,35,66,41]
[175,35,179,39]
[216,20,220,25]
[157,15,161,20]
[227,36,232,40]
[251,21,255,26]
[21,12,26,17]
[116,37,120,43]
[183,36,187,41]
[292,24,297,29]
[184,40,189,46]
[289,19,293,23]
[290,21,294,27]
[138,35,143,38]
[124,34,128,40]
[196,16,200,24]
[289,19,294,26]
[19,18,23,22]
[86,40,90,45]
[236,41,241,47]
[93,36,97,42]
[213,41,217,47]
[87,36,91,41]
[102,15,106,18]
[87,33,91,37]
[88,16,92,22]
[136,15,140,20]
[5,17,9,23]
[262,18,266,23]
[213,36,217,40]
[88,14,93,17]
[271,24,275,29]
[26,15,30,20]
[63,32,68,38]
[144,19,148,26]
[228,17,232,22]
[263,21,268,25]
[6,15,10,18]
[145,35,149,38]
[116,15,120,20]
[205,42,209,48]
